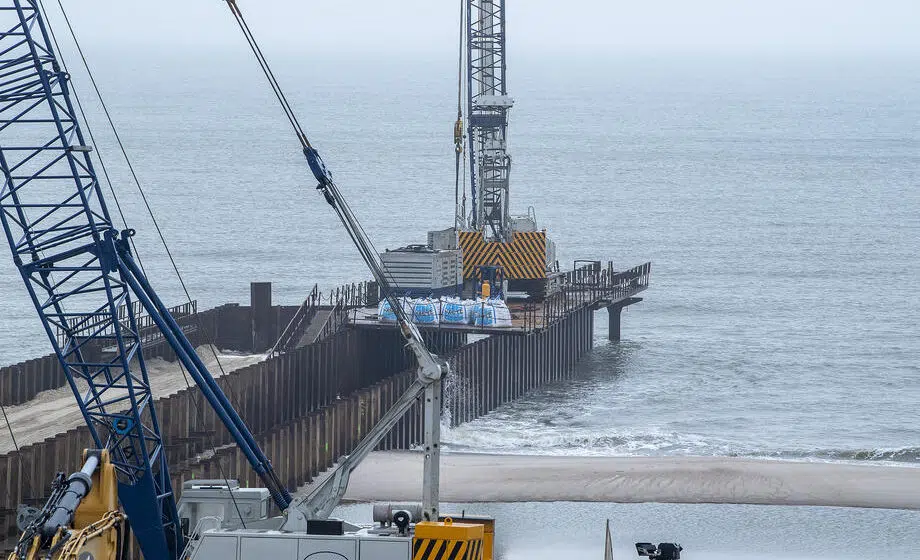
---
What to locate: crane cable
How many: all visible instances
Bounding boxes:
[0,0,150,502]
[0,402,32,497]
[0,0,177,510]
[224,0,311,151]
[36,0,144,273]
[222,0,417,327]
[454,0,466,231]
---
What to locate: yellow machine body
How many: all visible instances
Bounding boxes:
[480,280,491,298]
[71,449,121,560]
[74,449,119,530]
[437,515,494,560]
[413,519,487,560]
[458,230,547,280]
[9,450,122,560]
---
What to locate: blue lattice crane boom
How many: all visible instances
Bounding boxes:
[0,2,291,558]
[2,0,463,556]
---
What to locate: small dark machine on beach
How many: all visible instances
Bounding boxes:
[636,542,683,560]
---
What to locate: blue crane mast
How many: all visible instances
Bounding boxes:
[0,2,292,558]
[466,0,513,242]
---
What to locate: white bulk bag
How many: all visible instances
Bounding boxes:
[470,300,495,327]
[411,298,440,325]
[440,297,468,325]
[471,298,512,328]
[490,299,513,327]
[378,298,398,322]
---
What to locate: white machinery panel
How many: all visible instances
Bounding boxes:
[193,531,412,560]
[359,537,411,560]
[380,245,462,293]
[427,228,457,251]
[194,535,239,560]
[241,536,298,558]
[179,481,271,530]
[299,535,359,558]
[510,215,537,233]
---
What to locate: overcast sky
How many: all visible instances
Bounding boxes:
[55,0,919,56]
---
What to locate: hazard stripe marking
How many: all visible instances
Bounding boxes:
[414,539,437,560]
[459,230,546,280]
[468,539,481,560]
[449,541,467,560]
[414,539,479,560]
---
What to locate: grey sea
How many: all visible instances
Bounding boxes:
[1,47,918,558]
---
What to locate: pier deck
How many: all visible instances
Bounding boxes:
[347,261,651,335]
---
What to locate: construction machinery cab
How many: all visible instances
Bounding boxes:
[474,265,505,299]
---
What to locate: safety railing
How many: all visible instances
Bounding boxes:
[318,303,350,342]
[338,263,651,334]
[179,516,223,559]
[55,299,198,350]
[324,281,375,309]
[270,284,321,357]
[523,261,652,330]
[271,282,376,356]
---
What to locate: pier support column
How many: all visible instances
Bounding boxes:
[251,282,273,352]
[606,297,643,342]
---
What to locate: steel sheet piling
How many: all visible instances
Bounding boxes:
[1,293,610,551]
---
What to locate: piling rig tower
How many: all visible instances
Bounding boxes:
[456,0,557,297]
[467,0,512,242]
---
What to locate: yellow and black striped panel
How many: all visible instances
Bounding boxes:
[458,230,503,276]
[502,231,547,280]
[458,230,546,280]
[413,538,484,560]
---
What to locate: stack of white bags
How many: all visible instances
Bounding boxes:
[377,296,511,328]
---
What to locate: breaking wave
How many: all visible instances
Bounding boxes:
[762,447,920,464]
[443,428,726,456]
[442,425,920,466]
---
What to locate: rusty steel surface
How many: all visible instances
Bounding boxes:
[1,305,597,552]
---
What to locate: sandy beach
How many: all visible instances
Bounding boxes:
[315,451,920,510]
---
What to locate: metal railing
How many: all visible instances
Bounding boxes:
[179,516,222,559]
[318,303,350,342]
[523,261,652,330]
[341,263,651,333]
[270,285,321,357]
[271,281,377,356]
[323,281,375,309]
[56,299,198,350]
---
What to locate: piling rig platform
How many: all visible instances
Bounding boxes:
[349,262,651,337]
